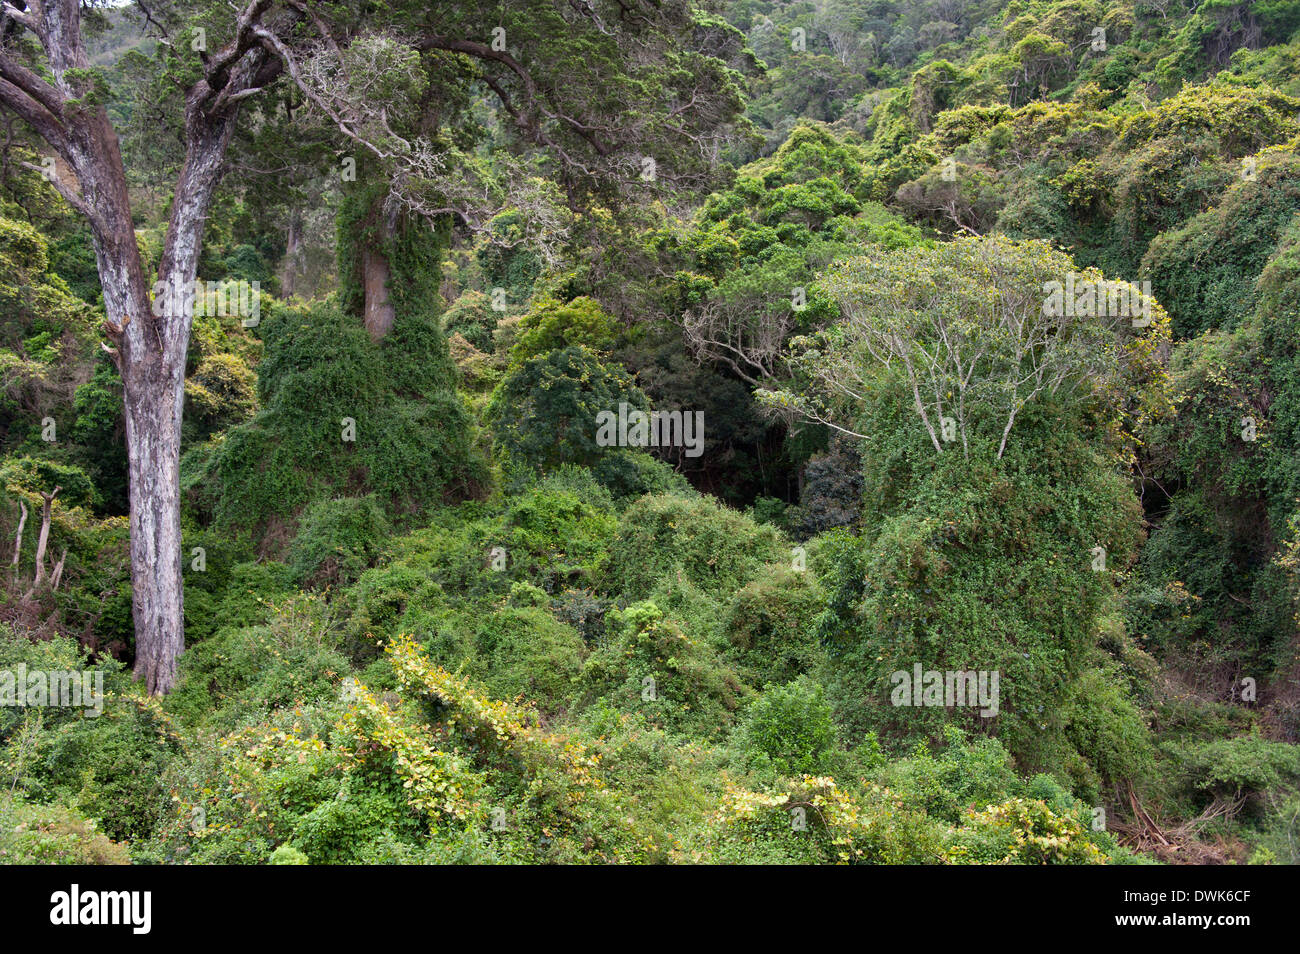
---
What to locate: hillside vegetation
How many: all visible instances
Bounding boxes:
[1,0,1299,865]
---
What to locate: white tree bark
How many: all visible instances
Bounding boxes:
[0,0,275,692]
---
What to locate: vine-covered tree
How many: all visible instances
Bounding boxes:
[0,0,752,692]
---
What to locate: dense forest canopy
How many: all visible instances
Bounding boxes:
[0,0,1297,868]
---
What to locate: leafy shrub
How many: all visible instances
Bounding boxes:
[500,482,619,590]
[589,448,694,501]
[145,707,381,864]
[1143,153,1300,337]
[0,795,130,864]
[508,296,622,366]
[1061,666,1156,796]
[485,344,648,483]
[947,797,1106,865]
[0,629,181,843]
[873,728,1020,825]
[183,352,257,445]
[268,843,309,865]
[721,566,823,686]
[452,605,585,710]
[704,775,947,865]
[183,300,485,537]
[288,495,390,589]
[1166,736,1300,804]
[339,560,448,653]
[166,598,351,730]
[733,678,837,778]
[440,290,497,352]
[600,494,785,602]
[578,601,747,737]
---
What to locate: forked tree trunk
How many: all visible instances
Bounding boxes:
[0,2,277,693]
[119,92,252,694]
[85,163,186,693]
[31,486,60,588]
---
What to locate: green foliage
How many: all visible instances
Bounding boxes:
[579,600,747,737]
[947,797,1106,865]
[873,728,1020,825]
[70,361,127,513]
[0,213,107,522]
[1167,736,1300,802]
[14,0,1300,867]
[183,299,485,538]
[268,843,309,865]
[0,456,99,510]
[183,352,257,445]
[440,290,498,352]
[288,495,391,589]
[509,296,622,367]
[1131,214,1300,679]
[0,629,180,843]
[0,795,130,864]
[486,344,652,490]
[722,566,824,686]
[447,605,585,710]
[1143,152,1300,337]
[600,493,785,601]
[733,677,838,779]
[618,124,930,501]
[1251,789,1300,864]
[816,410,1146,775]
[165,598,350,731]
[703,774,948,865]
[1061,666,1157,796]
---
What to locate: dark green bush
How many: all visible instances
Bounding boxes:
[183,299,485,538]
[288,495,391,589]
[721,566,824,686]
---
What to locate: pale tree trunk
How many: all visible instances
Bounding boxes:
[362,204,397,340]
[50,549,66,590]
[83,163,182,692]
[121,355,186,692]
[121,75,260,694]
[31,486,59,588]
[11,501,26,579]
[0,0,277,693]
[280,211,302,298]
